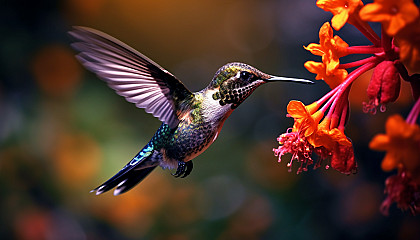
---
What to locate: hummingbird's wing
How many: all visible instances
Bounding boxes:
[69,26,193,129]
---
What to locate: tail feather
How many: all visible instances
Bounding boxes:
[113,166,157,195]
[91,148,158,195]
[92,165,157,195]
[90,165,134,195]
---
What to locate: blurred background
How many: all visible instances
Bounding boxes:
[1,0,419,239]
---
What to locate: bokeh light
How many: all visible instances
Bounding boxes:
[31,45,82,98]
[1,0,419,239]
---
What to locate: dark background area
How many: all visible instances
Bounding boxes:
[0,0,419,239]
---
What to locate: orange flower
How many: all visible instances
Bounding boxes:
[276,101,326,174]
[395,17,420,73]
[305,22,349,75]
[359,0,420,36]
[316,0,364,30]
[309,116,356,174]
[369,115,420,181]
[287,100,323,137]
[286,101,353,149]
[277,102,356,174]
[309,117,352,150]
[304,61,348,89]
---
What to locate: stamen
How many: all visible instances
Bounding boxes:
[380,104,387,112]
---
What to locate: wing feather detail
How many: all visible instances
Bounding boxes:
[69,26,193,128]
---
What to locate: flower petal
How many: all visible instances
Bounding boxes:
[331,141,357,174]
[359,3,388,21]
[386,115,409,137]
[369,134,390,150]
[395,18,420,72]
[360,0,420,36]
[331,11,349,30]
[381,153,400,171]
[304,61,326,80]
[323,68,348,89]
[287,100,308,118]
[304,43,325,56]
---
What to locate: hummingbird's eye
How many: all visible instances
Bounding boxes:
[240,71,253,81]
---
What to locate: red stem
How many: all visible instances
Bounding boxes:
[406,97,420,125]
[381,28,392,53]
[321,90,340,114]
[329,86,350,125]
[317,87,339,106]
[346,46,383,55]
[338,88,350,131]
[328,60,380,118]
[350,16,381,46]
[339,56,379,69]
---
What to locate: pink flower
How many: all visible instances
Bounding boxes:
[273,130,315,174]
[380,170,420,215]
[330,140,357,174]
[364,60,402,114]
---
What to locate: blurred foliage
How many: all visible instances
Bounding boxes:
[0,0,419,239]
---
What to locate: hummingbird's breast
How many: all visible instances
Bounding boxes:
[161,90,233,166]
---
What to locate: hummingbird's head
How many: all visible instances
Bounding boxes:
[208,62,312,109]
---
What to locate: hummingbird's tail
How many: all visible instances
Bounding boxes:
[91,146,159,195]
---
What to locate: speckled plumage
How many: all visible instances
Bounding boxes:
[69,26,311,195]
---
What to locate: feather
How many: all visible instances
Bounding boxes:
[69,26,194,129]
[113,167,156,196]
[91,146,158,195]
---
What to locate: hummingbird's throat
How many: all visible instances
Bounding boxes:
[212,82,262,109]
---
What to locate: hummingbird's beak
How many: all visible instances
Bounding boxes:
[265,75,313,84]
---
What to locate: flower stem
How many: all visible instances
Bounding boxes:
[339,56,379,69]
[329,85,350,126]
[381,28,392,53]
[340,60,381,92]
[346,46,383,55]
[406,97,420,124]
[350,16,381,46]
[329,60,380,118]
[321,90,340,114]
[338,88,350,131]
[317,87,339,106]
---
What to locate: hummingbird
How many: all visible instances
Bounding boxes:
[69,26,312,196]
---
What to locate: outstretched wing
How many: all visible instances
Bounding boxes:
[69,26,193,129]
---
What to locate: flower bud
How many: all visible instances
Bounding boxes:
[364,61,401,113]
[330,140,357,175]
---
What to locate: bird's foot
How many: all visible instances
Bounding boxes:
[172,161,193,178]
